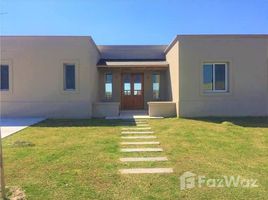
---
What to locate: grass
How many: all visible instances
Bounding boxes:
[2,118,268,199]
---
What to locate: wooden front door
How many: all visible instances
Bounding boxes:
[121,73,144,110]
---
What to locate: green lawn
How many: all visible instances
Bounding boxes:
[2,118,268,200]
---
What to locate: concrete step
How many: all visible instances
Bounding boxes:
[121,136,157,139]
[121,131,154,134]
[137,124,150,127]
[121,148,163,152]
[120,157,168,162]
[119,168,173,174]
[121,127,151,130]
[121,141,160,145]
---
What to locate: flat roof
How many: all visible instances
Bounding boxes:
[164,34,268,54]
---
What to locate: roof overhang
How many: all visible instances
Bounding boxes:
[97,59,169,68]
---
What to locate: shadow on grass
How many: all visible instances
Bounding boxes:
[183,117,268,128]
[32,118,139,128]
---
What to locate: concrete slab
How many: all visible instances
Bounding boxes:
[106,116,160,119]
[135,121,148,124]
[121,131,154,134]
[119,168,173,174]
[106,110,163,119]
[137,124,150,127]
[121,141,160,145]
[0,118,45,138]
[121,136,157,139]
[121,148,163,152]
[121,127,151,130]
[120,157,168,162]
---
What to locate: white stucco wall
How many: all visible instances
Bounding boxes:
[177,35,268,117]
[0,36,100,118]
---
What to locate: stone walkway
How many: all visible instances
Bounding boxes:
[119,119,173,174]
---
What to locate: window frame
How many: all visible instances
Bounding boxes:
[0,60,13,94]
[0,64,9,91]
[104,72,113,100]
[203,63,228,93]
[63,63,76,91]
[152,72,161,100]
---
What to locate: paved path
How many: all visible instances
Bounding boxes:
[119,119,173,174]
[0,118,45,138]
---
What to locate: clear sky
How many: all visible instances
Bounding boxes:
[0,0,268,45]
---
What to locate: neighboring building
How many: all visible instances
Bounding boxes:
[1,35,268,118]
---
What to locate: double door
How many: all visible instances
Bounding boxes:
[121,73,144,110]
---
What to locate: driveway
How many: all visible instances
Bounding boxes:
[0,118,45,138]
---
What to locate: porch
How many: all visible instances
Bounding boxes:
[92,45,177,118]
[93,65,177,118]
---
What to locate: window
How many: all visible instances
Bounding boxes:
[0,65,9,90]
[123,74,131,95]
[203,63,228,93]
[105,73,112,99]
[152,73,160,99]
[64,64,75,90]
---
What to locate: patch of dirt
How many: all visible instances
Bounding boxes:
[6,186,26,200]
[12,140,35,147]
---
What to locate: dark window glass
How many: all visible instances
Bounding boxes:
[64,64,75,90]
[134,74,142,96]
[0,65,9,90]
[105,73,112,99]
[152,73,160,99]
[215,64,226,90]
[123,74,131,95]
[203,63,227,92]
[203,64,213,91]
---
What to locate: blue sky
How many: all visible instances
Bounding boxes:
[1,0,268,44]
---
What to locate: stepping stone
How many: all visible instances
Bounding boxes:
[121,131,154,134]
[137,124,150,127]
[122,127,151,130]
[119,168,173,174]
[121,141,160,145]
[120,157,168,162]
[121,148,163,152]
[135,121,147,124]
[121,136,157,139]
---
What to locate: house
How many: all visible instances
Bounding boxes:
[1,35,268,118]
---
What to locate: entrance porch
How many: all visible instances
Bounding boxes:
[92,63,176,118]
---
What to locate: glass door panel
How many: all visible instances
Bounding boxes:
[123,74,131,95]
[133,74,142,96]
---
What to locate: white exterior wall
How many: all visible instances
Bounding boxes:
[0,36,100,118]
[177,36,268,117]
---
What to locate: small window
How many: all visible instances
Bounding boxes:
[152,73,160,100]
[0,65,9,90]
[105,73,112,99]
[64,64,75,90]
[203,63,228,93]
